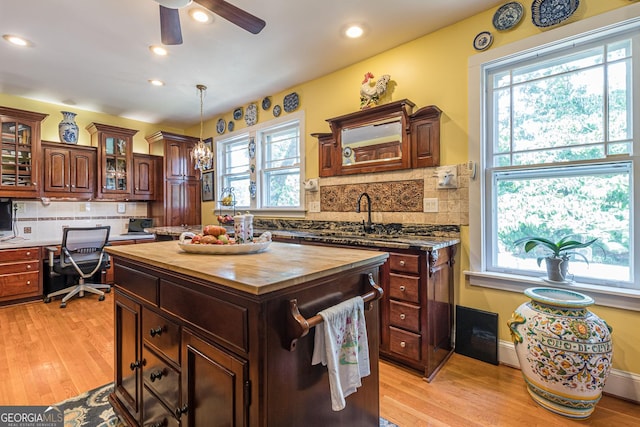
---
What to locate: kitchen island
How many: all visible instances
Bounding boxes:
[106,240,388,427]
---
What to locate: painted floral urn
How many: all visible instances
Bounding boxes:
[507,287,612,419]
[58,111,79,144]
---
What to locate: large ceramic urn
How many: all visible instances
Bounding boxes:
[507,287,612,419]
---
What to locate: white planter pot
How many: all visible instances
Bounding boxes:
[507,287,613,419]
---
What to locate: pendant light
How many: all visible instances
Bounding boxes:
[191,84,213,171]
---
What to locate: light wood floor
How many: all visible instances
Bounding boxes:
[1,294,638,426]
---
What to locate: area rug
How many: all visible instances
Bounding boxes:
[55,383,398,426]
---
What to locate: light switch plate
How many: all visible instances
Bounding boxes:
[308,201,320,213]
[117,203,126,214]
[423,198,438,213]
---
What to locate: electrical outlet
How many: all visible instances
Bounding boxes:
[23,227,31,234]
[308,201,321,213]
[423,198,438,213]
[117,203,126,214]
[14,202,25,214]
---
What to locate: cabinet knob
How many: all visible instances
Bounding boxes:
[149,420,168,427]
[129,359,143,371]
[400,313,406,320]
[175,405,188,419]
[399,260,405,266]
[149,326,164,337]
[26,251,31,256]
[26,280,31,285]
[71,184,75,188]
[399,286,406,292]
[27,264,31,269]
[150,369,165,382]
[400,341,406,348]
[66,184,70,188]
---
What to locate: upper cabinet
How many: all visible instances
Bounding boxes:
[42,141,96,198]
[0,106,48,197]
[314,100,442,177]
[87,123,138,200]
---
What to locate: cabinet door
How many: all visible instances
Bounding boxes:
[165,141,185,180]
[165,180,201,227]
[70,148,95,195]
[166,180,185,226]
[114,290,142,424]
[182,180,201,226]
[133,155,155,200]
[182,140,199,180]
[43,146,70,193]
[180,330,248,427]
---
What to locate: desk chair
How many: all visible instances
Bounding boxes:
[44,226,111,308]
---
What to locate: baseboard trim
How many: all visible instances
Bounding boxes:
[498,339,640,403]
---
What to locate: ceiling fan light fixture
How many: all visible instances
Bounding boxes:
[3,34,31,47]
[149,45,168,56]
[154,0,192,8]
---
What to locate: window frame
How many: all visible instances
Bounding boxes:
[215,110,305,216]
[466,5,640,311]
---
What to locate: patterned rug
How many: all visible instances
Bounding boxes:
[55,383,398,426]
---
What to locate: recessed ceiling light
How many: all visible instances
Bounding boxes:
[149,45,168,56]
[189,7,213,24]
[344,25,365,39]
[3,34,31,47]
[149,79,165,86]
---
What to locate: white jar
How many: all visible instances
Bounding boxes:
[244,213,254,242]
[233,214,246,244]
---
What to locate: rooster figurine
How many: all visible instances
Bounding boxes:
[360,72,390,109]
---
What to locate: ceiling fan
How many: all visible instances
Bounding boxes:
[154,0,266,45]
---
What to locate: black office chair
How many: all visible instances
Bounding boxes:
[44,226,111,308]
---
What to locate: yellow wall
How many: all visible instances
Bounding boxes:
[200,0,639,375]
[1,0,637,375]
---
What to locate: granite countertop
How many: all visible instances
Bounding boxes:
[145,225,459,251]
[0,232,155,250]
[106,240,388,295]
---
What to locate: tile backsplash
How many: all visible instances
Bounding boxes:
[8,200,149,241]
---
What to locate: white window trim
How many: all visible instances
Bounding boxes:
[466,3,640,311]
[214,110,305,217]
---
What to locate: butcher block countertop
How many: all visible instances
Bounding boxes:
[106,240,388,296]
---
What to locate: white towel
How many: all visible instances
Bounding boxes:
[311,296,370,411]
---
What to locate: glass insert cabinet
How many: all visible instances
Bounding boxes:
[0,107,48,197]
[87,122,138,199]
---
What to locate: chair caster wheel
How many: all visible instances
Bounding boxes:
[105,287,111,293]
[60,302,67,308]
[44,297,51,304]
[99,295,105,301]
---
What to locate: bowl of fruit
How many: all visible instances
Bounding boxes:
[217,214,234,225]
[178,225,271,255]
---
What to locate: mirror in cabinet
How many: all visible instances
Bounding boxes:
[315,99,441,177]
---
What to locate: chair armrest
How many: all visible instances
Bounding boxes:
[45,246,57,270]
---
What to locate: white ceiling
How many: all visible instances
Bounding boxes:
[0,0,503,128]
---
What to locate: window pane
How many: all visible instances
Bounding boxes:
[512,47,603,84]
[608,59,631,141]
[493,164,631,283]
[264,169,299,207]
[224,140,249,174]
[607,39,631,61]
[223,175,250,207]
[493,88,511,154]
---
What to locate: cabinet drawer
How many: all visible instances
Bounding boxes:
[0,272,39,297]
[389,300,420,333]
[115,264,159,305]
[389,326,421,360]
[143,385,179,427]
[0,247,40,262]
[389,273,419,303]
[389,253,420,274]
[143,307,180,364]
[143,347,180,411]
[0,261,39,274]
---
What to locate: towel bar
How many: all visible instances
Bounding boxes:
[286,272,383,351]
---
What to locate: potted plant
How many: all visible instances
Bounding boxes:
[514,235,598,282]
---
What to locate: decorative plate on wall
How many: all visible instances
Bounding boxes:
[216,118,226,134]
[493,2,524,31]
[233,107,243,120]
[283,92,299,112]
[245,103,258,126]
[273,104,282,117]
[227,121,235,132]
[531,0,579,28]
[473,31,493,51]
[262,96,271,110]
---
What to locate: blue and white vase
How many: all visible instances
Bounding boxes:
[58,111,79,144]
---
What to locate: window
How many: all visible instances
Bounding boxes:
[216,112,304,214]
[468,10,640,303]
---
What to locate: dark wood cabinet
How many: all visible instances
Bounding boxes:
[0,247,41,304]
[314,100,442,177]
[147,131,201,227]
[42,142,96,198]
[0,106,47,197]
[114,290,142,424]
[132,154,159,201]
[87,122,138,200]
[380,246,456,381]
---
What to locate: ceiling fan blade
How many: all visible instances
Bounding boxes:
[159,5,183,45]
[195,0,266,34]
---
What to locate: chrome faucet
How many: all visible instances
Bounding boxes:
[356,192,375,234]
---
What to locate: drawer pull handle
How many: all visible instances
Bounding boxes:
[129,360,143,371]
[149,420,168,427]
[400,313,406,320]
[27,265,31,269]
[26,281,31,285]
[26,251,31,256]
[400,341,406,348]
[175,405,188,419]
[150,369,165,382]
[399,286,406,292]
[149,327,164,337]
[399,260,405,266]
